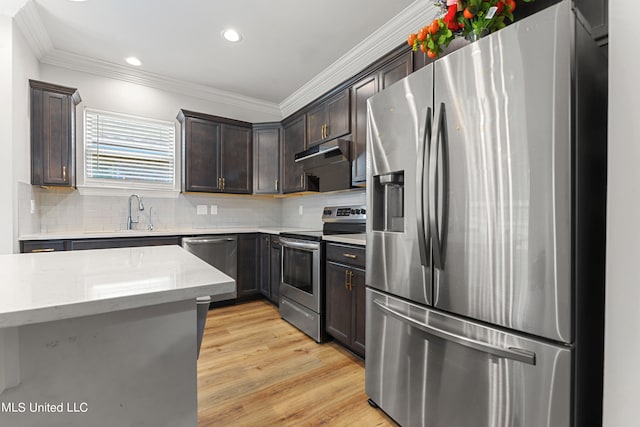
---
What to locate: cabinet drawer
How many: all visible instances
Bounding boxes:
[22,240,66,253]
[326,243,365,268]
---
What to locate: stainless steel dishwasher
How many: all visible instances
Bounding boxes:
[182,235,238,302]
[182,235,237,358]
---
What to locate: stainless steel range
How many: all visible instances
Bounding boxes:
[279,205,365,342]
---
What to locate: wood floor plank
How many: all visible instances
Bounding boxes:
[197,300,397,426]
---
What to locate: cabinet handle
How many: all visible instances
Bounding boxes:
[345,270,349,290]
[218,177,221,188]
[62,166,66,181]
[322,124,325,139]
[32,248,55,253]
[325,123,329,139]
[300,175,304,188]
[275,179,279,192]
[348,270,353,291]
[223,177,226,190]
[343,253,357,259]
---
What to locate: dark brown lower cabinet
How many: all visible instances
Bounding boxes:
[69,236,181,251]
[237,234,261,299]
[325,243,366,357]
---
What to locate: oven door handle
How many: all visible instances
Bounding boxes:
[280,240,320,251]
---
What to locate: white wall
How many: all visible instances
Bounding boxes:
[0,16,13,254]
[602,1,640,425]
[40,64,281,126]
[11,19,39,252]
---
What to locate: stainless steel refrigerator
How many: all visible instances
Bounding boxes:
[365,1,607,426]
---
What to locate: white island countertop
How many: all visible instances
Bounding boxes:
[0,245,234,328]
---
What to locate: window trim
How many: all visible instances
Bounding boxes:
[78,107,180,197]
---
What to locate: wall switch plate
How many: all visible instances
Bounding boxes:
[30,200,36,214]
[298,205,304,215]
[210,205,218,215]
[197,205,208,215]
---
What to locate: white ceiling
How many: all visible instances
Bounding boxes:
[14,0,433,112]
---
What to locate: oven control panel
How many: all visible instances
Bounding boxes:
[322,205,367,223]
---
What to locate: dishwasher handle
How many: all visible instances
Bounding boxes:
[183,237,236,244]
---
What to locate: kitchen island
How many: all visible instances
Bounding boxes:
[0,245,234,427]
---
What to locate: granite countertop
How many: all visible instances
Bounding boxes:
[322,233,366,246]
[18,226,316,241]
[0,245,235,328]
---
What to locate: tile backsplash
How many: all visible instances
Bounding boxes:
[19,186,366,235]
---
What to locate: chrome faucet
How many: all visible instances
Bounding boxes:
[127,194,144,230]
[147,206,154,231]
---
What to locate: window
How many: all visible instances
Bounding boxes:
[84,109,176,191]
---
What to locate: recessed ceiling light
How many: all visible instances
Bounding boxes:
[125,56,142,66]
[68,0,89,2]
[222,29,242,43]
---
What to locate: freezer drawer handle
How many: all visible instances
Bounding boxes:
[183,237,236,244]
[373,299,536,365]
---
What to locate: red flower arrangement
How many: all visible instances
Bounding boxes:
[408,0,534,58]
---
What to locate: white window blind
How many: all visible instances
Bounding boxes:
[84,109,176,190]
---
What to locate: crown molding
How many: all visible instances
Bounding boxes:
[40,49,282,118]
[13,0,440,120]
[13,0,53,58]
[0,0,29,18]
[279,0,438,118]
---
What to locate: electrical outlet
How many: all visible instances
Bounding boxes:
[298,205,304,215]
[197,205,208,215]
[30,200,36,214]
[210,205,218,215]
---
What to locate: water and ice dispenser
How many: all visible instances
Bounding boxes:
[372,171,405,232]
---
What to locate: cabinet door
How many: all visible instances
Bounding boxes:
[326,88,351,140]
[30,81,79,187]
[351,74,377,185]
[351,267,366,357]
[221,124,252,194]
[237,234,260,298]
[183,117,221,192]
[253,125,281,194]
[259,234,271,298]
[306,104,326,147]
[269,237,281,305]
[379,51,413,91]
[281,115,306,193]
[42,91,73,186]
[325,261,352,346]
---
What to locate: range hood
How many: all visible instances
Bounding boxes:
[294,138,352,192]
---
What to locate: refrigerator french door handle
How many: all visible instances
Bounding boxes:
[416,107,432,268]
[372,299,537,366]
[428,102,450,270]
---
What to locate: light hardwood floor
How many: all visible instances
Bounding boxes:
[197,300,397,426]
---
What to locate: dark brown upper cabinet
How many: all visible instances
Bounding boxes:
[378,50,413,91]
[306,88,351,147]
[30,80,81,187]
[281,114,307,193]
[221,124,252,194]
[574,0,608,45]
[350,50,412,186]
[178,110,252,194]
[253,123,281,194]
[351,74,376,186]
